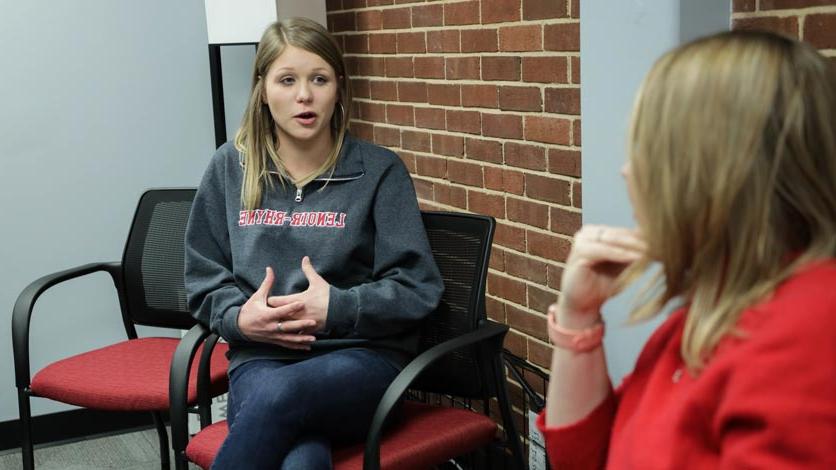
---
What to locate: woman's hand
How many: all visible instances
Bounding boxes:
[267,256,330,334]
[237,267,318,350]
[554,225,646,330]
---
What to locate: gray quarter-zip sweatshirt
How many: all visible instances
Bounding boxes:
[185,134,444,371]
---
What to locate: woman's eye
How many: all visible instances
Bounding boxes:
[313,76,329,85]
[279,77,295,85]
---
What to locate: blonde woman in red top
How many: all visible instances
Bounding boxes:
[538,30,836,469]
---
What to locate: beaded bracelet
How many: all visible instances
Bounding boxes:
[550,318,605,353]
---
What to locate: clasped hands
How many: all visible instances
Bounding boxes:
[237,256,330,350]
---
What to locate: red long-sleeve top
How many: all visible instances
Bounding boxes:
[537,260,836,469]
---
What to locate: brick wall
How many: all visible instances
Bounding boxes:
[732,0,836,63]
[325,0,581,373]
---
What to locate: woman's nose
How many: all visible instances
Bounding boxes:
[296,83,312,103]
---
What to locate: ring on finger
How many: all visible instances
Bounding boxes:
[276,321,284,333]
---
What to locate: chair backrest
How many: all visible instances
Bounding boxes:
[121,188,197,329]
[413,211,496,398]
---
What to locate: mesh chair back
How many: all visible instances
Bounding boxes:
[413,211,495,398]
[122,189,197,329]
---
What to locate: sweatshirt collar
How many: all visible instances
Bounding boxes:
[238,132,364,182]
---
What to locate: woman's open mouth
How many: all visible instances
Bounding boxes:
[294,112,317,125]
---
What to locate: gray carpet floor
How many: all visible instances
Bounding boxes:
[0,427,199,470]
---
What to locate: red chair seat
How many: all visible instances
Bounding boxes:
[185,401,497,470]
[31,337,228,411]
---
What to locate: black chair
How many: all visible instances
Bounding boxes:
[170,211,527,469]
[12,189,230,470]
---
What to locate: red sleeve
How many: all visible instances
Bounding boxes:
[717,268,836,469]
[537,389,618,470]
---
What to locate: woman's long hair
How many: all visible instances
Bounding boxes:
[624,30,836,370]
[235,17,351,210]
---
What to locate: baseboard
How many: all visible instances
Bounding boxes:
[0,409,158,451]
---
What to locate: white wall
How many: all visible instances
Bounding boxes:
[580,0,730,383]
[0,0,216,420]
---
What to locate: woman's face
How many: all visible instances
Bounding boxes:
[263,45,339,148]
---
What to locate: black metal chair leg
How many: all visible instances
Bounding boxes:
[151,411,171,470]
[18,388,34,470]
[493,357,526,470]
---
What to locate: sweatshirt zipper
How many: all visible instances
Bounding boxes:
[295,187,303,203]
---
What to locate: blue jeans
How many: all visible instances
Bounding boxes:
[211,348,399,470]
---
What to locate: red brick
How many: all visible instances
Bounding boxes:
[732,0,756,10]
[529,284,555,312]
[344,34,370,54]
[447,160,483,187]
[427,30,460,53]
[573,120,581,145]
[462,85,499,108]
[398,81,428,103]
[732,16,799,38]
[385,57,414,77]
[343,0,366,8]
[482,0,521,24]
[544,23,579,51]
[368,0,393,5]
[489,248,505,272]
[522,57,569,83]
[330,12,356,32]
[505,142,546,171]
[483,114,523,139]
[461,29,499,53]
[507,197,549,229]
[524,0,568,19]
[528,339,552,368]
[356,10,382,30]
[446,109,481,134]
[545,88,580,115]
[431,134,465,158]
[369,32,397,53]
[526,174,571,205]
[411,3,443,27]
[444,1,480,25]
[350,78,370,99]
[499,25,542,52]
[414,57,445,79]
[397,32,426,53]
[374,125,401,147]
[353,57,384,76]
[413,176,434,200]
[370,80,397,100]
[326,0,343,11]
[484,166,504,191]
[572,181,582,208]
[504,330,526,357]
[414,107,445,130]
[415,154,447,178]
[445,57,481,80]
[435,183,467,209]
[386,104,414,126]
[505,251,548,283]
[760,0,834,9]
[571,56,580,83]
[503,169,525,195]
[350,121,373,141]
[468,191,505,218]
[465,138,503,163]
[482,56,520,81]
[427,84,461,106]
[382,7,411,29]
[804,14,836,49]
[402,130,431,152]
[527,230,571,262]
[495,222,526,251]
[499,86,542,112]
[550,206,581,235]
[547,263,563,289]
[547,149,581,177]
[358,101,385,122]
[525,116,571,145]
[506,305,548,341]
[488,273,527,305]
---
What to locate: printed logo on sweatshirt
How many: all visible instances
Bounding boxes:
[238,210,347,228]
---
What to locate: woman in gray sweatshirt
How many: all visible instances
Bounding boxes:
[184,18,443,469]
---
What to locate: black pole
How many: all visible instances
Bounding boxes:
[208,44,227,148]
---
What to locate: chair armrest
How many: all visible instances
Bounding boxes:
[170,323,212,459]
[12,262,122,389]
[363,320,509,470]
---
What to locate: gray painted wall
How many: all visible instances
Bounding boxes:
[0,0,217,421]
[580,0,730,383]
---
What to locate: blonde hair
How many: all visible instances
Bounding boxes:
[234,17,351,210]
[624,30,836,370]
